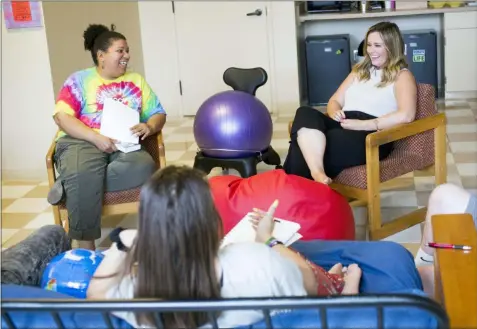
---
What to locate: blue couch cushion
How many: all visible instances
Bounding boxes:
[2,285,440,329]
[1,285,132,329]
[239,290,439,329]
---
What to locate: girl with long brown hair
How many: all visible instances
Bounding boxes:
[87,165,362,328]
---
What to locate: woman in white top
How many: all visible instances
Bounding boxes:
[86,165,361,328]
[283,22,418,184]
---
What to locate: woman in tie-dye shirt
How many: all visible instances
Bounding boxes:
[48,24,167,250]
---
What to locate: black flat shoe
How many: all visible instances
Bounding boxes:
[47,179,64,205]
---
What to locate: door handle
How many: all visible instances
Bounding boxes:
[246,9,262,16]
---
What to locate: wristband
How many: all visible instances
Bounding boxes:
[109,227,129,252]
[374,118,380,131]
[265,237,283,248]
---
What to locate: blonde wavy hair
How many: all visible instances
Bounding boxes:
[353,22,408,87]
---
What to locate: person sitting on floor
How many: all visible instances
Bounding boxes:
[284,21,417,184]
[47,23,166,251]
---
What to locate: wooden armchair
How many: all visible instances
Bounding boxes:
[46,132,166,229]
[288,84,447,240]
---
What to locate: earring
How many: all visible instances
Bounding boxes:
[101,61,105,69]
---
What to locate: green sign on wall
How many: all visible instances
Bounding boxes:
[413,49,426,63]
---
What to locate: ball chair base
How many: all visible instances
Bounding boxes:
[193,146,282,178]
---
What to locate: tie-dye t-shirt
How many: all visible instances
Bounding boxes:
[54,67,166,139]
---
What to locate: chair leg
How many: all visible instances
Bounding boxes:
[52,205,62,226]
[236,159,258,178]
[261,146,282,167]
[367,189,382,241]
[193,154,214,175]
[63,216,69,232]
[434,123,447,186]
[365,145,382,240]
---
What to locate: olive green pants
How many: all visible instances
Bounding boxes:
[55,136,156,241]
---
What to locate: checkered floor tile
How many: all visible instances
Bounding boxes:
[2,98,477,252]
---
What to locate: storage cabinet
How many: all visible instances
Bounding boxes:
[304,35,351,105]
[444,11,477,93]
[402,30,438,96]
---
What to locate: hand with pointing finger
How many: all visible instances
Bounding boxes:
[249,199,279,243]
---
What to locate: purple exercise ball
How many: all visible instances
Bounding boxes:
[193,90,273,158]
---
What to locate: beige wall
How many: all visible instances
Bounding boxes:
[2,1,300,180]
[43,1,145,98]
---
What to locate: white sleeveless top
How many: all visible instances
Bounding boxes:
[342,68,403,118]
[105,241,307,328]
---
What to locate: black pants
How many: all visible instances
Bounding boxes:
[283,106,393,180]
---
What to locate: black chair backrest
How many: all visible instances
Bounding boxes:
[358,39,365,56]
[223,67,268,96]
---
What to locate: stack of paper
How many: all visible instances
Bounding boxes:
[100,98,141,153]
[221,213,302,248]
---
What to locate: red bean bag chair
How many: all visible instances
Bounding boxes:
[209,169,355,241]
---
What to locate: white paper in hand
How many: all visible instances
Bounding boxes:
[100,98,140,144]
[221,213,301,248]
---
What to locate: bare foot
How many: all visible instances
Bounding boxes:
[341,264,362,295]
[311,170,332,185]
[328,263,343,275]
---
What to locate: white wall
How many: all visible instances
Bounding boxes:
[1,3,57,180]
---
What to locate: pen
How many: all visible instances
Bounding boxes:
[426,242,472,250]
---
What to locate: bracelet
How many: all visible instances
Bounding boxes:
[265,237,283,248]
[374,118,380,131]
[109,227,129,252]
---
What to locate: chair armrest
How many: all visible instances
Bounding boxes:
[366,112,446,148]
[156,131,166,169]
[46,139,57,170]
[432,214,477,328]
[46,136,58,188]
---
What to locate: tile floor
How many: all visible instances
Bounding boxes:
[2,99,477,253]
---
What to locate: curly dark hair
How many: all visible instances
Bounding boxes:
[83,24,126,66]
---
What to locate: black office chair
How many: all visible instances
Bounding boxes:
[358,39,365,57]
[193,67,282,178]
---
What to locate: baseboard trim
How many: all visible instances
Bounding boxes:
[445,90,477,99]
[2,169,48,182]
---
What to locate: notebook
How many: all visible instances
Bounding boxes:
[115,142,141,153]
[100,98,141,153]
[221,213,302,248]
